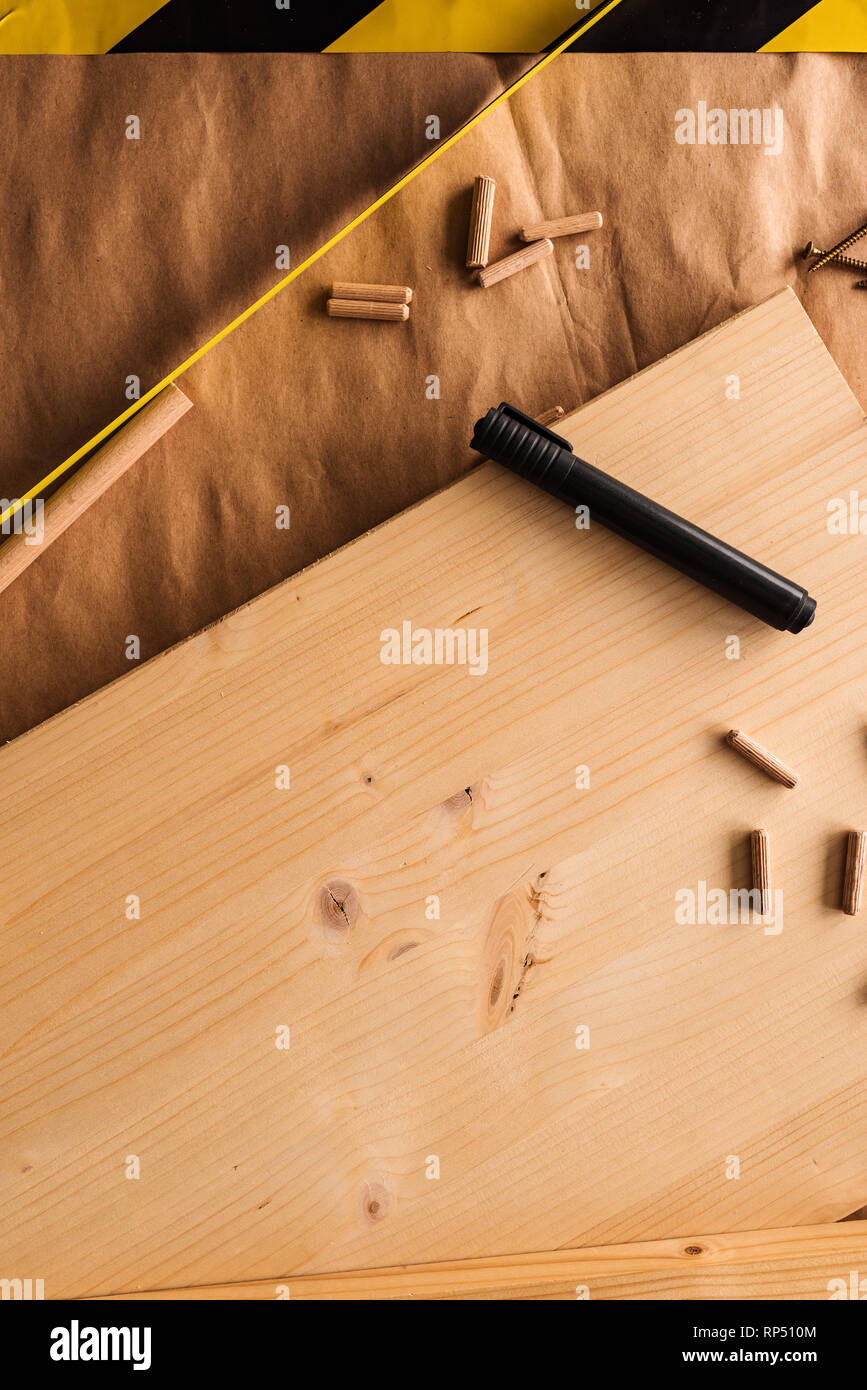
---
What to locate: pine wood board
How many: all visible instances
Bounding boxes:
[93,1221,867,1300]
[2,289,867,1299]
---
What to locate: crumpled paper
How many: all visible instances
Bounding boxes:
[0,51,863,743]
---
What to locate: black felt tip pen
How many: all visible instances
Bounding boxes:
[470,403,816,633]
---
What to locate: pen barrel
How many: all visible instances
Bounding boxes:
[472,405,815,633]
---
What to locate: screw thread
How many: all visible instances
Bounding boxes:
[804,242,867,271]
[807,220,867,272]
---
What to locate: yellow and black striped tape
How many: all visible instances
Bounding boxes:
[0,0,864,53]
[0,7,618,529]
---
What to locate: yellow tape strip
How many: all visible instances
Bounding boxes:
[326,0,600,53]
[1,3,622,529]
[760,0,867,49]
[0,0,168,54]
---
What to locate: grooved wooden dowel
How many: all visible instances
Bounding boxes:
[843,831,866,915]
[477,238,553,289]
[535,406,565,427]
[0,385,193,601]
[327,298,409,321]
[331,282,413,304]
[725,729,800,788]
[520,212,603,242]
[466,175,496,268]
[750,829,771,916]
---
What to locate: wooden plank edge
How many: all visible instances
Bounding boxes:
[84,1221,867,1300]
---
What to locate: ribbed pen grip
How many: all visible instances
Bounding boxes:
[471,406,565,482]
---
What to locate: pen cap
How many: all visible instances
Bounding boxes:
[471,403,572,485]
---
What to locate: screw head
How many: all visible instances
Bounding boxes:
[802,240,821,259]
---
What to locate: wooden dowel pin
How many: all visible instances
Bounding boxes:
[327,298,409,321]
[0,384,193,600]
[750,829,771,916]
[535,406,565,427]
[478,238,553,289]
[331,282,412,304]
[843,830,866,915]
[466,176,496,269]
[520,212,603,242]
[725,730,800,789]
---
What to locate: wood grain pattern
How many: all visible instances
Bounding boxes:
[2,290,867,1300]
[0,385,192,598]
[92,1221,867,1300]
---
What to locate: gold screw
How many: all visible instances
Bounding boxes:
[802,240,867,271]
[807,220,867,272]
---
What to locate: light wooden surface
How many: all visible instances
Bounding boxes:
[93,1221,867,1300]
[3,290,867,1300]
[0,385,192,598]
